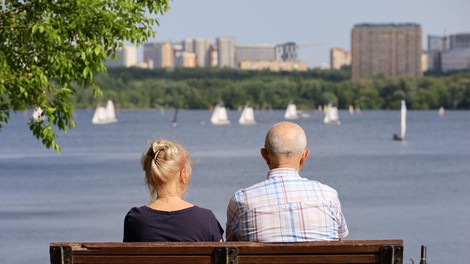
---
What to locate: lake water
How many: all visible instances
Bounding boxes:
[0,109,469,263]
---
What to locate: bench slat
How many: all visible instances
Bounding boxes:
[239,254,378,264]
[73,255,213,264]
[72,254,378,264]
[60,240,402,255]
[50,240,404,264]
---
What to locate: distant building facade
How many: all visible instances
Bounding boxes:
[441,48,470,72]
[421,52,429,72]
[428,33,470,72]
[277,42,298,61]
[330,47,351,70]
[193,38,212,67]
[239,60,308,72]
[217,37,236,68]
[236,44,276,66]
[143,42,174,69]
[351,23,422,80]
[140,37,307,71]
[427,35,448,71]
[105,45,137,68]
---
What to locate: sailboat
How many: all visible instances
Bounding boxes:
[323,103,341,125]
[393,100,407,141]
[238,104,256,125]
[32,107,44,121]
[348,105,354,114]
[92,100,118,125]
[171,108,179,127]
[284,103,299,120]
[210,103,230,125]
[438,106,445,118]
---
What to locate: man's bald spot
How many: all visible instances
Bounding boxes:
[264,122,307,156]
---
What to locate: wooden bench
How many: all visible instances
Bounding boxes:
[50,239,403,264]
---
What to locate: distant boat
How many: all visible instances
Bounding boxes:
[92,100,118,125]
[32,107,44,121]
[323,103,341,125]
[349,105,354,114]
[238,104,256,125]
[284,103,299,119]
[438,106,445,118]
[171,108,179,127]
[393,100,407,141]
[355,106,361,114]
[210,103,230,125]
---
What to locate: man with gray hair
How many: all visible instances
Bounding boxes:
[226,121,348,242]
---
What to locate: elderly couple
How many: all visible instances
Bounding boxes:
[123,121,349,242]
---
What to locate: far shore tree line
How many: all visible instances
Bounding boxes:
[74,67,470,111]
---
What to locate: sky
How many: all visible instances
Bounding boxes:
[150,0,470,68]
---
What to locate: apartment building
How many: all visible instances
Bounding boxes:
[330,47,351,70]
[104,45,137,68]
[351,23,422,79]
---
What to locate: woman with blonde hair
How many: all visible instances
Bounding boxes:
[124,139,223,242]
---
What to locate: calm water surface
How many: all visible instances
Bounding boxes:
[0,109,469,263]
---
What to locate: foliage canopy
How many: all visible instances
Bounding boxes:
[82,67,470,112]
[0,0,169,151]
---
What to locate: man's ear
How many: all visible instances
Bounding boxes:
[299,149,310,167]
[260,148,270,164]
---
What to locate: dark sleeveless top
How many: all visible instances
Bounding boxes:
[123,205,224,242]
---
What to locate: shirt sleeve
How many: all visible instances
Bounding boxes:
[208,211,225,241]
[334,196,349,239]
[123,211,134,242]
[225,195,241,241]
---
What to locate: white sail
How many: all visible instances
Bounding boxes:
[210,104,230,125]
[92,100,118,125]
[400,100,407,139]
[32,107,44,121]
[239,105,256,125]
[284,103,299,119]
[438,106,445,117]
[323,103,341,124]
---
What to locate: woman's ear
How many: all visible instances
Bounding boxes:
[179,168,187,184]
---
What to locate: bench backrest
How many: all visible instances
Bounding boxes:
[50,239,403,264]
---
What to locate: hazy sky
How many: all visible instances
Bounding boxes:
[152,0,470,67]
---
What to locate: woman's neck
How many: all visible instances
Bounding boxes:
[148,192,193,212]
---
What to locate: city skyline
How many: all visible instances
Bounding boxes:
[150,0,469,67]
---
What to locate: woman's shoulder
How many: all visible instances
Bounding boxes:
[187,206,216,217]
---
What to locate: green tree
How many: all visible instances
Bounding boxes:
[0,0,169,151]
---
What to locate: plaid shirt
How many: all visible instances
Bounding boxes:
[226,168,348,242]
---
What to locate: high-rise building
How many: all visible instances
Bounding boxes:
[236,44,276,66]
[351,23,422,80]
[209,45,218,67]
[193,38,212,67]
[442,47,470,72]
[427,35,447,71]
[449,33,470,49]
[143,42,174,69]
[104,45,137,68]
[330,48,351,70]
[427,33,470,72]
[217,37,236,68]
[277,42,298,61]
[183,39,193,53]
